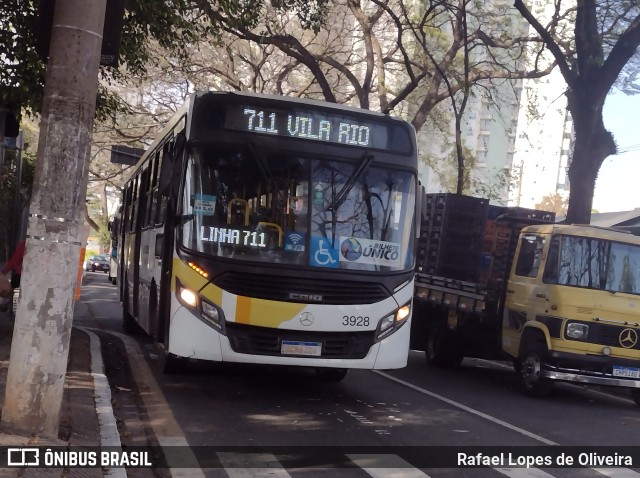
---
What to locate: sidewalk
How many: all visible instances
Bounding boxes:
[0,301,114,477]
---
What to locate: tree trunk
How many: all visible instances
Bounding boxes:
[564,92,615,225]
[1,0,106,437]
[564,155,597,224]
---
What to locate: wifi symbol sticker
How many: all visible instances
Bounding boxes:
[284,232,306,252]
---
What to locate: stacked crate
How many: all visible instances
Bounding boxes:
[479,205,556,304]
[417,193,489,282]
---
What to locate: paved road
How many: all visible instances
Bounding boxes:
[78,272,640,478]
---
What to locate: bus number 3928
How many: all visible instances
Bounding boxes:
[343,316,370,327]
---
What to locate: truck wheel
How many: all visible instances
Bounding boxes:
[512,358,522,375]
[519,346,554,397]
[426,327,463,368]
[315,368,348,382]
[630,388,640,406]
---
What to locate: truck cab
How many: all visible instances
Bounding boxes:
[503,224,640,401]
[412,193,640,404]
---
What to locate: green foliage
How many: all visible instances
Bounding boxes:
[86,196,110,249]
[535,193,568,215]
[0,0,328,117]
[422,144,516,203]
[96,216,111,250]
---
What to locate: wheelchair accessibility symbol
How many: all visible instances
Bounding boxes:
[310,237,339,268]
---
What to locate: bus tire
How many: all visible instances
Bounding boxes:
[315,368,348,382]
[122,309,137,334]
[425,327,463,368]
[518,345,554,397]
[161,351,186,374]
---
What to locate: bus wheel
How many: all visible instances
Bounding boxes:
[161,351,186,374]
[315,368,348,382]
[122,309,137,334]
[630,388,640,406]
[518,346,554,397]
[426,327,463,368]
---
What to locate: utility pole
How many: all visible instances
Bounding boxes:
[1,0,106,437]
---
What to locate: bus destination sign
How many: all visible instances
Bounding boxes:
[224,104,406,152]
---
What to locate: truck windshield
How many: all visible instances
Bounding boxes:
[544,235,640,295]
[179,144,416,272]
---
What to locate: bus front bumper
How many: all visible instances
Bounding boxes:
[167,305,411,370]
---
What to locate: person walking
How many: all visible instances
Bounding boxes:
[2,239,26,289]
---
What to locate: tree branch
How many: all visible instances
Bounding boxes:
[513,0,576,88]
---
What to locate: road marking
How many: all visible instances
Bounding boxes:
[218,453,293,478]
[375,371,640,478]
[495,469,557,478]
[77,327,127,478]
[374,371,558,445]
[593,469,640,477]
[348,454,430,477]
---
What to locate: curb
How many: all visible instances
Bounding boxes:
[76,327,127,478]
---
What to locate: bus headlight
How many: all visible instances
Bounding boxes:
[176,280,226,333]
[178,285,198,308]
[375,302,411,342]
[566,322,589,340]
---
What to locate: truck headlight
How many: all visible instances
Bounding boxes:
[566,322,589,340]
[375,302,411,342]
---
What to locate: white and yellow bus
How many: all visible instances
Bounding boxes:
[116,91,418,379]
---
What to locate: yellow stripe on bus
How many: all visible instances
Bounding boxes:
[236,296,306,328]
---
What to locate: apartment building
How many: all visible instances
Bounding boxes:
[418,0,573,208]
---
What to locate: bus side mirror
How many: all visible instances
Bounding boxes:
[155,234,164,259]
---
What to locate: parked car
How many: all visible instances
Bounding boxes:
[85,255,110,273]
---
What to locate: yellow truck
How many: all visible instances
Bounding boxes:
[411,193,640,403]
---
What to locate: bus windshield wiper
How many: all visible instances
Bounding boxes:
[327,152,374,212]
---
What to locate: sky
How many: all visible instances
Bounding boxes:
[593,91,640,213]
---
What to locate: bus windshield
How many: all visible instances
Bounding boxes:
[179,143,416,272]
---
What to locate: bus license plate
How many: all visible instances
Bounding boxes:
[281,340,322,356]
[613,366,640,379]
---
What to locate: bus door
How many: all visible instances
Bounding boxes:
[132,168,150,318]
[121,182,135,309]
[142,150,164,339]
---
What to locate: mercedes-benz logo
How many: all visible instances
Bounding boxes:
[299,312,314,326]
[619,328,638,348]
